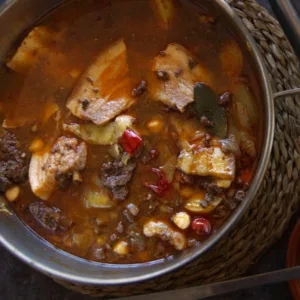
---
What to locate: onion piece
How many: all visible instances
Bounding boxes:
[159,155,177,183]
[63,115,135,145]
[83,185,115,209]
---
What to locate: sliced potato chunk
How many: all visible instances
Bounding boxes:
[177,147,235,180]
[185,194,223,214]
[7,26,55,73]
[63,115,134,145]
[66,39,135,125]
[153,0,174,29]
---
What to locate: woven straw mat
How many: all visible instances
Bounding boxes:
[56,0,300,297]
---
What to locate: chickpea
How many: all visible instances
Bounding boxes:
[113,240,129,255]
[146,118,164,133]
[5,186,20,202]
[172,212,191,230]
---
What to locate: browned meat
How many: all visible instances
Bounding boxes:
[66,39,135,125]
[0,131,28,192]
[29,136,87,200]
[29,201,72,231]
[47,136,87,175]
[149,43,213,112]
[101,160,136,200]
[219,92,232,107]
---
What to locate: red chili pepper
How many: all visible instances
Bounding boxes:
[143,168,169,197]
[192,218,211,236]
[119,129,143,155]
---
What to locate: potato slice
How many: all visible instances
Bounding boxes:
[185,194,223,214]
[153,0,174,29]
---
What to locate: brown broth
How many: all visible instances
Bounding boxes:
[0,0,261,263]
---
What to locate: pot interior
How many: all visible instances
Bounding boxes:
[0,0,274,285]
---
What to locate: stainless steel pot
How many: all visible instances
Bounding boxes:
[0,0,275,286]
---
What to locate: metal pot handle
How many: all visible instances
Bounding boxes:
[273,88,300,99]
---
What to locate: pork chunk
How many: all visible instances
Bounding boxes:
[149,43,213,112]
[66,39,135,125]
[47,137,87,175]
[7,26,56,74]
[177,147,235,181]
[29,137,87,200]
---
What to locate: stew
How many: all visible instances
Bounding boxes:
[0,0,261,264]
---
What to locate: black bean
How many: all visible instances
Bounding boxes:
[81,99,90,110]
[156,70,169,81]
[219,92,232,107]
[200,115,213,128]
[200,200,208,208]
[132,80,147,97]
[174,68,183,77]
[188,58,197,69]
[179,172,195,185]
[234,190,246,201]
[86,76,94,84]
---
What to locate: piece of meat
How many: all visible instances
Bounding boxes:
[143,219,187,250]
[149,43,213,112]
[29,201,72,231]
[47,137,87,175]
[29,137,87,200]
[101,160,136,200]
[6,26,56,74]
[66,39,135,125]
[177,147,235,181]
[0,131,28,192]
[112,186,128,200]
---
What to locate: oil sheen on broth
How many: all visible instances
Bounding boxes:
[0,0,260,264]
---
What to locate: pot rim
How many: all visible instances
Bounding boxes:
[0,0,275,285]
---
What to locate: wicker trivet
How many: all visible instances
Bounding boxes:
[55,0,300,296]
